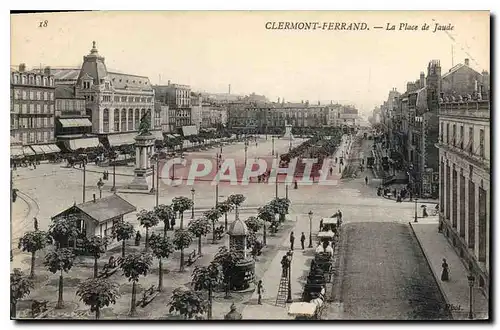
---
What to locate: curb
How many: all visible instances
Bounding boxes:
[381,195,439,205]
[408,222,453,319]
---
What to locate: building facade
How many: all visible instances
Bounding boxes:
[154,82,192,132]
[437,98,490,298]
[10,64,59,156]
[73,42,162,148]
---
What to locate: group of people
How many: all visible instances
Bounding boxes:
[289,231,307,250]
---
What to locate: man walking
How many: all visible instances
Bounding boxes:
[289,232,295,250]
[365,176,368,185]
[300,232,306,250]
[257,280,264,305]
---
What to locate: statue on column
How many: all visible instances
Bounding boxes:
[138,112,151,136]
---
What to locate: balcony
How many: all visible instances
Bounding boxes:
[439,100,490,119]
[436,142,489,172]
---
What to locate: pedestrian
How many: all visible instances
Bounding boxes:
[33,217,38,231]
[338,209,343,222]
[135,230,142,246]
[319,218,324,231]
[281,255,289,277]
[393,189,397,198]
[364,176,368,185]
[422,205,428,217]
[300,232,306,249]
[289,231,295,250]
[257,280,264,305]
[329,167,333,176]
[441,258,449,281]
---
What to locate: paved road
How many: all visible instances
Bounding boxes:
[337,222,451,320]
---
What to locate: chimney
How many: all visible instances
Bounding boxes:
[228,84,231,95]
[93,194,96,202]
[167,80,171,86]
[464,58,469,66]
[19,63,26,72]
[44,66,51,76]
[419,72,425,88]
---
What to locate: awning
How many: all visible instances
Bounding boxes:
[66,137,100,151]
[108,133,137,147]
[30,145,45,154]
[23,146,35,156]
[152,130,164,141]
[38,144,61,154]
[11,146,23,158]
[48,144,61,153]
[59,118,93,128]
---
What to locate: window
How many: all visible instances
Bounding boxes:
[36,76,41,85]
[13,104,19,113]
[135,109,140,128]
[103,109,109,132]
[479,129,485,158]
[50,92,54,101]
[22,90,27,100]
[469,127,474,153]
[21,104,27,114]
[114,109,120,131]
[121,96,127,102]
[460,126,464,149]
[44,91,48,100]
[10,116,14,128]
[29,76,34,85]
[446,123,450,144]
[121,109,127,131]
[29,104,35,114]
[128,109,134,130]
[452,124,456,146]
[114,96,120,102]
[43,77,47,86]
[21,76,26,84]
[30,91,34,100]
[13,75,18,84]
[129,96,134,102]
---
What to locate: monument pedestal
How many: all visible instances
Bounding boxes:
[125,133,155,192]
[283,123,293,139]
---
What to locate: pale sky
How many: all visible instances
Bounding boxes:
[11,11,490,116]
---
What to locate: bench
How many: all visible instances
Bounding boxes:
[186,249,200,266]
[136,285,159,308]
[98,256,118,279]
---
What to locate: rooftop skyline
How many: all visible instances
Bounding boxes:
[11,11,490,116]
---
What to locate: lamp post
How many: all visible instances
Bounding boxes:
[275,153,279,199]
[468,274,475,319]
[191,188,195,219]
[110,151,117,192]
[272,135,275,156]
[82,161,86,203]
[414,198,418,223]
[97,179,104,199]
[308,210,313,248]
[288,134,292,152]
[286,250,293,303]
[285,181,289,200]
[244,139,249,166]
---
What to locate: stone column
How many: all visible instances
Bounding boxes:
[142,148,147,170]
[474,180,480,260]
[99,107,104,134]
[486,187,490,272]
[135,147,140,169]
[464,177,470,245]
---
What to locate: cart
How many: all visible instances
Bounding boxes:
[288,302,319,320]
[317,230,336,246]
[321,218,338,233]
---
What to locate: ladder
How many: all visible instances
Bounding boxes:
[275,275,289,307]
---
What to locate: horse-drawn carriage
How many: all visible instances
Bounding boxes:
[302,252,332,302]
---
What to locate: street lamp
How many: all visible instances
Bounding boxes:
[272,135,275,156]
[97,179,104,199]
[285,180,289,200]
[308,210,313,248]
[82,160,86,203]
[286,250,293,303]
[109,151,117,192]
[275,153,279,199]
[468,274,475,319]
[414,198,418,223]
[244,140,249,166]
[191,188,195,219]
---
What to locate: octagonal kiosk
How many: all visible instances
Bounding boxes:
[228,216,255,291]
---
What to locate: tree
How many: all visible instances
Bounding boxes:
[187,217,211,255]
[149,235,174,292]
[172,229,193,272]
[137,209,160,251]
[216,201,233,232]
[172,196,193,229]
[269,197,290,222]
[117,252,153,316]
[44,247,75,309]
[213,246,242,298]
[258,204,275,243]
[10,268,34,318]
[112,220,135,258]
[203,208,221,244]
[48,214,79,249]
[18,230,50,278]
[153,204,175,237]
[76,277,119,320]
[191,262,224,319]
[84,236,108,278]
[169,287,208,320]
[245,216,262,233]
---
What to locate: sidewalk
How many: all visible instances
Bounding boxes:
[242,213,316,320]
[409,220,489,320]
